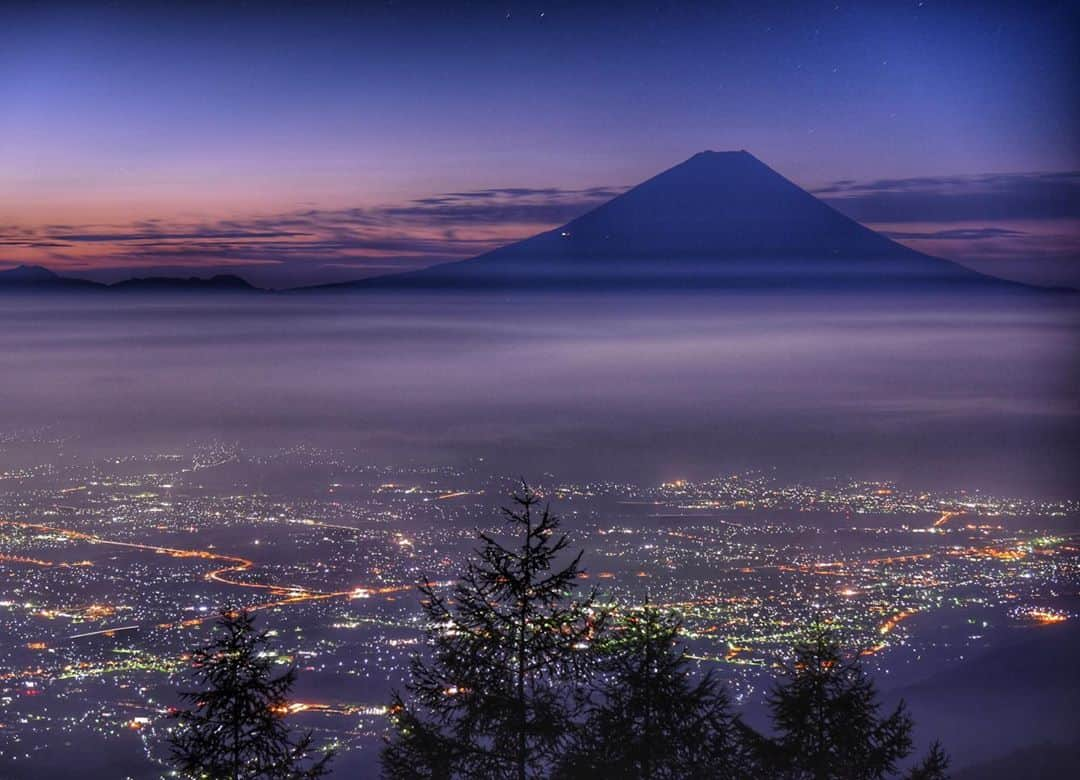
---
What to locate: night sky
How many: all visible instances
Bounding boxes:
[1,0,1077,287]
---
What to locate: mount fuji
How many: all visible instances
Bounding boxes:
[339,151,1013,291]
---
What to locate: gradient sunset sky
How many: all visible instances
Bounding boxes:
[2,0,1077,287]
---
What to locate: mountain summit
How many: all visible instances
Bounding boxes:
[0,264,69,283]
[350,151,1002,290]
[513,150,902,258]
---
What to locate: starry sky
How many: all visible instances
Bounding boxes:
[1,0,1077,287]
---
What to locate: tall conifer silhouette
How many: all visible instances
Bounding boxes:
[748,626,949,780]
[555,604,751,779]
[169,608,333,780]
[383,484,600,780]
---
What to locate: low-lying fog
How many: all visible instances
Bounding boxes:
[1,291,1076,497]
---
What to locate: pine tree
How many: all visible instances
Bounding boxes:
[755,626,917,780]
[906,741,950,780]
[382,483,600,780]
[169,608,333,780]
[554,604,751,780]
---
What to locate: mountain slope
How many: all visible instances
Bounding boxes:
[896,620,1080,775]
[342,151,1009,290]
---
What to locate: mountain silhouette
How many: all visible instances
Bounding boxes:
[0,264,104,291]
[0,266,258,294]
[339,151,1012,291]
[109,274,255,292]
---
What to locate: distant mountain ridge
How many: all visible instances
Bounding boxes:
[0,264,103,290]
[0,265,254,293]
[110,274,254,292]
